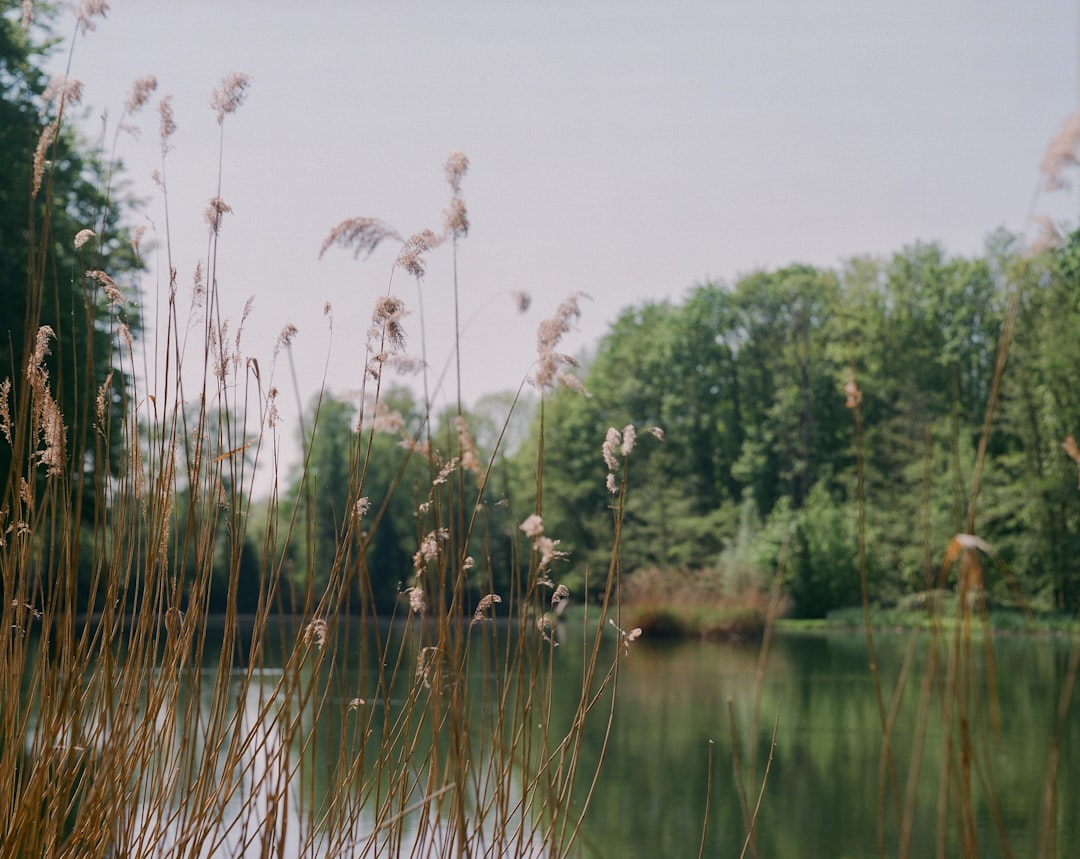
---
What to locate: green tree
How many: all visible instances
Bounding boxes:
[0,9,142,606]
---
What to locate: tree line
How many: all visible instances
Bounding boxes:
[7,8,1080,619]
[273,230,1080,618]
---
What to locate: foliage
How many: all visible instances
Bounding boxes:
[1,11,644,857]
[0,9,141,537]
[525,232,1080,614]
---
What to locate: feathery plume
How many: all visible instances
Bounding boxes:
[31,125,53,198]
[551,583,570,609]
[27,326,54,388]
[319,217,402,259]
[38,393,66,476]
[124,75,157,114]
[0,379,11,444]
[443,196,468,239]
[534,535,567,571]
[74,229,95,249]
[266,386,279,428]
[433,457,459,486]
[602,427,621,471]
[519,514,544,539]
[444,150,469,194]
[1040,109,1080,191]
[471,593,502,626]
[211,72,252,123]
[204,196,233,234]
[95,370,114,428]
[41,75,83,115]
[455,415,482,475]
[405,586,427,615]
[369,296,408,354]
[395,229,442,278]
[302,619,328,650]
[74,0,109,33]
[87,270,123,307]
[158,96,176,148]
[274,323,298,357]
[190,261,204,308]
[533,291,590,391]
[413,528,450,571]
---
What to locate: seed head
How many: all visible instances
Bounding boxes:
[211,72,252,123]
[74,0,109,34]
[471,593,502,626]
[602,427,621,471]
[519,514,544,538]
[31,125,54,198]
[302,618,328,650]
[444,150,469,194]
[405,586,427,615]
[319,217,402,260]
[369,295,408,356]
[533,292,590,392]
[395,229,442,279]
[158,96,177,148]
[204,196,233,234]
[87,270,123,307]
[125,75,157,114]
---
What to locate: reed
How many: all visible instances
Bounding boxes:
[0,23,640,858]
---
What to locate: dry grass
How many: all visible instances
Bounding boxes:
[0,38,639,859]
[620,567,781,641]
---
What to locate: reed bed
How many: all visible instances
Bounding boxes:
[0,19,642,857]
[5,7,1080,859]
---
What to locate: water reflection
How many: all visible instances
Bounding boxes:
[28,620,1077,857]
[564,630,1080,859]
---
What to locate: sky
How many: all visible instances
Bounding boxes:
[38,0,1080,474]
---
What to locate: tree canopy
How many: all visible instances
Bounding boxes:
[524,234,1080,616]
[0,7,142,604]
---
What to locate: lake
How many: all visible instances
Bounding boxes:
[180,619,1079,858]
[21,618,1078,857]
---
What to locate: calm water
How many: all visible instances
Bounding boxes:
[43,620,1078,857]
[562,628,1080,858]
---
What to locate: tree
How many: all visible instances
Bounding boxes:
[0,8,142,606]
[0,11,141,496]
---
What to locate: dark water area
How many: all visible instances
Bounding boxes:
[26,618,1076,857]
[565,629,1080,859]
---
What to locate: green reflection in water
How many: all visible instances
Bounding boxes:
[558,630,1080,859]
[159,622,1079,858]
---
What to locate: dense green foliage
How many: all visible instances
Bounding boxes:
[0,8,141,604]
[273,387,528,614]
[290,234,1080,619]
[529,234,1080,616]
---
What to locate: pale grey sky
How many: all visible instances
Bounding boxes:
[46,0,1079,472]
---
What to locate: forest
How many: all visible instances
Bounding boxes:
[272,229,1080,620]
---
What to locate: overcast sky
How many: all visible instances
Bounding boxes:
[43,0,1080,473]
